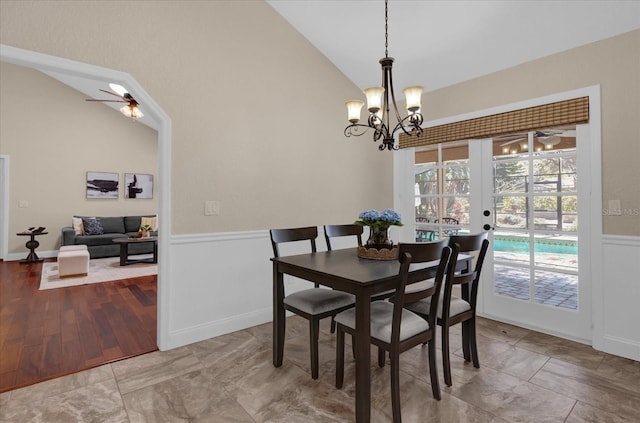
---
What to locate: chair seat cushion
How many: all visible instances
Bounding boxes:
[335,301,429,344]
[284,289,354,315]
[404,294,471,319]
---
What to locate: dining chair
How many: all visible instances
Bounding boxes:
[403,232,489,386]
[270,226,356,379]
[323,224,363,334]
[325,223,394,305]
[323,224,363,251]
[334,239,451,422]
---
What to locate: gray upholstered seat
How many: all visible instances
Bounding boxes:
[404,293,471,319]
[284,289,355,315]
[334,301,429,344]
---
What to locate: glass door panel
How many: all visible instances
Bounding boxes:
[414,142,469,241]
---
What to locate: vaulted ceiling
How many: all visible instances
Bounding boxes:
[267,0,640,92]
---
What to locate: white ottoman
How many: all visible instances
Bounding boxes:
[58,246,90,277]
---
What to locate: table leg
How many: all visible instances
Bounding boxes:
[273,263,285,368]
[153,241,158,264]
[119,243,127,266]
[354,290,371,423]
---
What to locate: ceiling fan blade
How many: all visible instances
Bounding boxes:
[98,88,126,100]
[499,136,527,146]
[85,99,127,103]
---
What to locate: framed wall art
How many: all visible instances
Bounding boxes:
[124,173,154,199]
[86,171,119,199]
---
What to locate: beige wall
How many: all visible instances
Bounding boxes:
[421,29,640,236]
[0,1,393,239]
[0,63,158,253]
[2,2,636,242]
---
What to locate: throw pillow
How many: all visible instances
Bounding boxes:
[82,217,104,235]
[72,217,84,235]
[140,215,158,232]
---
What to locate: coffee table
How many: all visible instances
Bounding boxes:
[112,237,158,266]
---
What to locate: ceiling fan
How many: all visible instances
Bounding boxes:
[498,129,575,149]
[85,89,144,119]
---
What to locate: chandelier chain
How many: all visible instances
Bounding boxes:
[384,0,389,57]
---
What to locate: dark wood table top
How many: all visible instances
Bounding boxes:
[272,247,459,294]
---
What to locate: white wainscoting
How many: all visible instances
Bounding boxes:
[164,230,640,362]
[165,228,355,349]
[597,235,640,360]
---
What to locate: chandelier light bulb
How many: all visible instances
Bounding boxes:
[364,87,385,113]
[346,100,364,123]
[403,85,423,112]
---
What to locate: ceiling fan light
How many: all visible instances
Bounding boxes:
[120,104,144,119]
[403,85,423,112]
[538,136,561,149]
[364,86,385,113]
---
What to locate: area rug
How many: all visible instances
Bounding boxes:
[39,255,157,290]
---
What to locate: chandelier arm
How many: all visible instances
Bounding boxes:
[344,123,375,138]
[392,113,424,137]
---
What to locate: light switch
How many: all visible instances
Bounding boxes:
[18,200,28,208]
[608,199,621,216]
[204,200,221,216]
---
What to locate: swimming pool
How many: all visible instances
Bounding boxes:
[493,235,577,255]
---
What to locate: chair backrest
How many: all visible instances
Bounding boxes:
[443,232,490,316]
[391,239,451,344]
[323,224,363,251]
[269,226,318,258]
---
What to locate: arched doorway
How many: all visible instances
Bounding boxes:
[0,44,172,349]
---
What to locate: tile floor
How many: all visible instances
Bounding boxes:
[1,316,638,422]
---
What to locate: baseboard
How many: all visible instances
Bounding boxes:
[164,306,272,350]
[601,335,640,361]
[6,249,57,262]
[477,311,592,346]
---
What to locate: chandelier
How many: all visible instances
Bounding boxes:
[344,0,423,151]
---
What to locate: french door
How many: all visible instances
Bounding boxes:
[478,127,590,340]
[410,126,591,341]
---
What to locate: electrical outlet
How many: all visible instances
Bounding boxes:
[18,200,28,208]
[204,200,221,216]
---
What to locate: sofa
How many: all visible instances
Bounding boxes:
[62,215,157,259]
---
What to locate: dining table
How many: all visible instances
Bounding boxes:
[271,247,472,423]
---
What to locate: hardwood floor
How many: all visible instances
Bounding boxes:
[0,258,157,393]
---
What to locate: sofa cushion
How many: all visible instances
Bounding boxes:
[100,216,125,234]
[124,216,143,233]
[75,233,124,246]
[72,217,85,235]
[140,215,158,231]
[82,217,104,235]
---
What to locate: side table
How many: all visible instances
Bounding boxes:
[16,231,48,263]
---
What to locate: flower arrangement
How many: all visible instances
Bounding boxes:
[140,224,153,232]
[355,209,403,230]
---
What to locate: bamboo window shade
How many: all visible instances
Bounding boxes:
[398,96,589,149]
